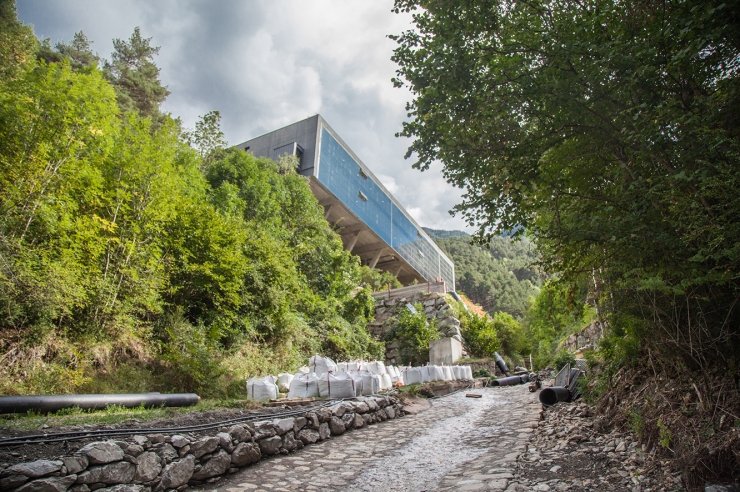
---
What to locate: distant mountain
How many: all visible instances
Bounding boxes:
[422,227,470,240]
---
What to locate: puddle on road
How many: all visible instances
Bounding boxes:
[343,389,507,492]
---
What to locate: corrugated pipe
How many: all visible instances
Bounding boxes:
[539,386,571,406]
[490,374,528,386]
[0,393,201,414]
[494,352,510,376]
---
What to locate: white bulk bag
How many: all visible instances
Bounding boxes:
[431,365,445,382]
[360,371,380,395]
[348,372,363,396]
[420,366,434,383]
[442,366,454,381]
[309,355,337,377]
[463,365,474,379]
[318,372,356,399]
[335,362,349,374]
[379,373,393,390]
[246,375,278,401]
[277,373,294,392]
[297,366,310,375]
[452,366,464,379]
[404,367,423,385]
[366,360,387,375]
[288,372,320,399]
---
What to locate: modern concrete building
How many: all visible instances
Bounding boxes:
[235,115,455,289]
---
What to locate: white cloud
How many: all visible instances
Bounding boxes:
[17,0,476,233]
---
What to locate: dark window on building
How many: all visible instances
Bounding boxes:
[358,191,368,202]
[358,168,368,179]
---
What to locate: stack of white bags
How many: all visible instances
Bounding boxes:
[247,354,474,401]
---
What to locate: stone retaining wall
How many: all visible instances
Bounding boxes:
[370,292,466,365]
[0,395,403,492]
[560,321,605,354]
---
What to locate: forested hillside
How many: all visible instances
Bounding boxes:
[0,3,381,397]
[433,235,544,318]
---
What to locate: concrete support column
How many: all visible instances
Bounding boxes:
[369,249,385,269]
[394,264,403,276]
[346,231,361,253]
[323,204,333,220]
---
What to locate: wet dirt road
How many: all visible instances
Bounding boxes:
[199,384,540,492]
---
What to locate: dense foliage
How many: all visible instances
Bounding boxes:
[385,303,439,365]
[435,235,544,317]
[0,3,381,397]
[392,0,740,366]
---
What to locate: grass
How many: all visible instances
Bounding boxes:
[0,398,263,432]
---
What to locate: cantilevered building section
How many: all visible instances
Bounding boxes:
[235,115,455,290]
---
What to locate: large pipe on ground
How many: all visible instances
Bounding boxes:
[494,352,511,376]
[539,386,571,406]
[0,393,201,414]
[490,375,528,386]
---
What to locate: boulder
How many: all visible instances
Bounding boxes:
[353,414,365,428]
[77,443,124,465]
[6,460,63,478]
[386,406,396,419]
[76,462,135,485]
[153,443,177,463]
[158,456,194,490]
[123,445,143,458]
[101,486,147,492]
[1,474,28,489]
[328,403,347,418]
[227,425,250,443]
[318,422,330,441]
[304,412,320,430]
[341,413,355,430]
[353,402,369,414]
[217,433,234,453]
[131,437,148,448]
[62,457,89,475]
[292,417,307,434]
[329,417,345,436]
[297,429,319,445]
[133,452,161,482]
[258,436,282,456]
[231,443,261,467]
[316,408,332,423]
[272,418,295,436]
[189,437,219,459]
[281,432,298,452]
[15,475,77,492]
[252,422,276,440]
[190,450,230,481]
[169,435,190,449]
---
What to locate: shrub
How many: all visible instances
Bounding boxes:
[387,303,439,365]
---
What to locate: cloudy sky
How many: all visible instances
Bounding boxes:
[17,0,472,233]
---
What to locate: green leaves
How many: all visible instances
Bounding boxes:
[392,0,740,363]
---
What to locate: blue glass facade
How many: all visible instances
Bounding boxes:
[317,127,455,285]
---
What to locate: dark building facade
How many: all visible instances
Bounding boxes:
[235,115,455,289]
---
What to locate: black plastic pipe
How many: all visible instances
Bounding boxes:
[539,386,571,406]
[494,352,510,376]
[0,393,201,414]
[490,375,527,386]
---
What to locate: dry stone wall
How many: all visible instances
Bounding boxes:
[370,291,465,365]
[560,321,605,354]
[0,395,403,492]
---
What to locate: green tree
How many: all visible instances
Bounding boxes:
[104,27,170,119]
[387,304,439,365]
[392,0,740,365]
[37,31,99,71]
[0,0,37,81]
